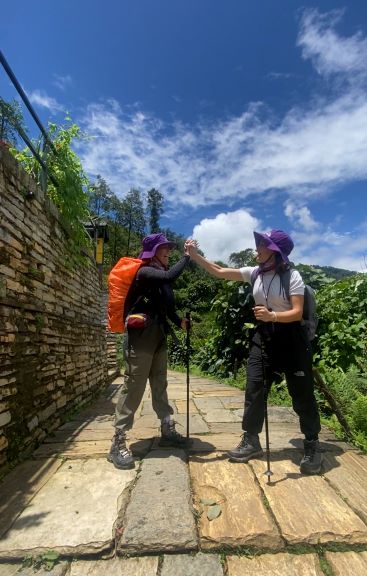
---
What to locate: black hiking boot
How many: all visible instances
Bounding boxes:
[159,420,188,447]
[107,429,135,470]
[227,432,263,463]
[300,439,323,475]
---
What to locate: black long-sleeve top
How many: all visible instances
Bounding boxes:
[124,255,190,328]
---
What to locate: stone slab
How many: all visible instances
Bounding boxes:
[207,423,242,434]
[203,409,241,423]
[72,405,115,419]
[0,459,63,538]
[255,423,351,452]
[139,401,156,415]
[44,428,114,443]
[0,459,136,558]
[187,434,240,452]
[69,556,158,576]
[251,455,367,545]
[117,450,197,554]
[193,398,228,412]
[194,389,242,397]
[324,551,367,576]
[266,406,299,423]
[161,552,224,576]
[323,451,367,523]
[190,453,282,549]
[0,562,70,576]
[126,437,153,456]
[134,414,160,429]
[58,418,114,431]
[165,388,190,400]
[172,413,210,434]
[219,396,245,406]
[32,440,111,459]
[175,399,199,414]
[223,402,243,410]
[227,553,323,575]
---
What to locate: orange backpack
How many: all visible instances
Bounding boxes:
[107,257,143,332]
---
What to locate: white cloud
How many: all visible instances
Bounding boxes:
[73,8,367,271]
[298,9,367,79]
[27,89,64,114]
[53,74,72,91]
[289,225,367,272]
[284,200,319,231]
[191,209,260,263]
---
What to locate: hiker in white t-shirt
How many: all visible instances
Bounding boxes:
[185,230,322,475]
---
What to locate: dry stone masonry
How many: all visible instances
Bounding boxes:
[0,145,109,471]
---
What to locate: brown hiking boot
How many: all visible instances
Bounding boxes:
[107,429,135,470]
[159,420,188,447]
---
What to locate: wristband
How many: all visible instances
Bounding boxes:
[272,311,278,322]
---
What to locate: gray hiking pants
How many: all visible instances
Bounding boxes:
[115,322,174,431]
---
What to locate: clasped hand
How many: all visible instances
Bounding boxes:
[184,238,199,255]
[253,305,274,323]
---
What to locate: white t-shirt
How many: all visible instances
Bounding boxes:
[239,267,305,312]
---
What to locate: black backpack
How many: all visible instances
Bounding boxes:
[250,268,318,340]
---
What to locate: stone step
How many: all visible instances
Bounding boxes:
[0,459,136,559]
[2,551,367,576]
[325,551,367,576]
[251,455,367,545]
[117,450,197,554]
[226,552,323,575]
[189,453,283,549]
[322,450,367,523]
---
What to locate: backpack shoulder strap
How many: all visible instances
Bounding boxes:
[250,267,260,286]
[279,268,291,300]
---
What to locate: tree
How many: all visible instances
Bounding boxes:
[147,188,164,233]
[88,175,112,217]
[229,249,256,267]
[121,189,146,254]
[0,98,25,146]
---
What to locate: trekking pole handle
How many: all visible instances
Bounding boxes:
[185,311,191,331]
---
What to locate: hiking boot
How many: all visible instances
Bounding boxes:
[227,432,263,462]
[159,420,188,447]
[300,439,323,474]
[107,430,135,470]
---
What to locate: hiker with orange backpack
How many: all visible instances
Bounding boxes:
[185,230,322,475]
[108,233,191,469]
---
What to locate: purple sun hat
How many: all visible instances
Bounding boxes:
[139,233,176,259]
[253,229,294,263]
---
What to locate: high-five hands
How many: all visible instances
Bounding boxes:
[184,238,199,256]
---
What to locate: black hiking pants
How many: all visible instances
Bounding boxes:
[242,322,321,440]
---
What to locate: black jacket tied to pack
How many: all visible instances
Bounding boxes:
[124,255,190,330]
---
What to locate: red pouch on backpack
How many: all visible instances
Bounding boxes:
[126,313,148,329]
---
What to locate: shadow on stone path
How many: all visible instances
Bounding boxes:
[0,370,366,575]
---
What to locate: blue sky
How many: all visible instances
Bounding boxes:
[1,1,367,270]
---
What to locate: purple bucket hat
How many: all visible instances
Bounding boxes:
[253,229,294,263]
[139,233,176,259]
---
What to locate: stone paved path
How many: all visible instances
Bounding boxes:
[0,371,367,575]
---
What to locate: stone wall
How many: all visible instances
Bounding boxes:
[0,146,109,470]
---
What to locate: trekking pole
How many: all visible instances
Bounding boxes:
[185,311,191,442]
[260,335,273,484]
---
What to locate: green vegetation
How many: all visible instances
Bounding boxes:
[11,118,92,256]
[4,101,365,451]
[0,97,26,146]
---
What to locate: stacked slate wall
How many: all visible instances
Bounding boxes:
[0,145,109,470]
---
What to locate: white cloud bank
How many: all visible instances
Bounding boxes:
[71,8,367,270]
[192,210,260,262]
[28,89,64,114]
